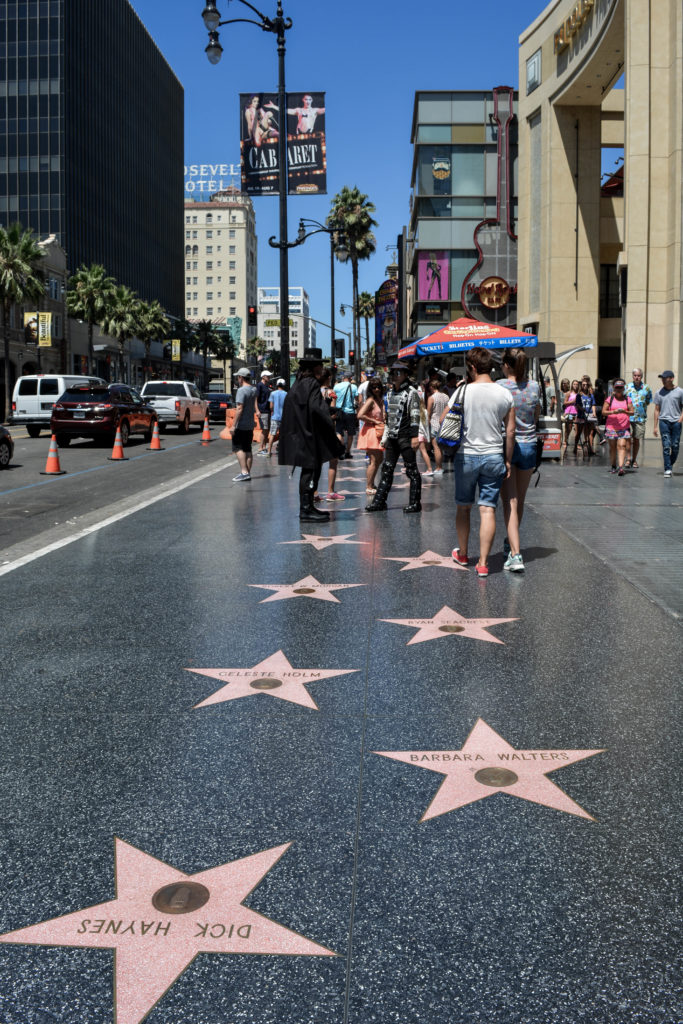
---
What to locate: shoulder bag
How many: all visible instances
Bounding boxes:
[437,383,466,449]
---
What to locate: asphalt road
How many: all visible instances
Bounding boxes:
[0,423,244,558]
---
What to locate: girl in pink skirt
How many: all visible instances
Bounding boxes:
[357,378,386,494]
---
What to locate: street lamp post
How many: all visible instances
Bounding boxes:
[202,0,292,386]
[339,302,359,380]
[270,217,346,378]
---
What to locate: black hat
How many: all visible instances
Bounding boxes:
[390,361,410,373]
[300,346,324,367]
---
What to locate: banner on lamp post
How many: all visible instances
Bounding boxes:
[38,312,52,347]
[171,339,181,362]
[239,92,327,196]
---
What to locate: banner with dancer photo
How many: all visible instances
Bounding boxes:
[417,250,449,302]
[240,92,327,195]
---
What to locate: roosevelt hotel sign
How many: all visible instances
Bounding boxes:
[185,164,240,195]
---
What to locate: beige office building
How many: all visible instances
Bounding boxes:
[517,0,682,388]
[184,187,258,363]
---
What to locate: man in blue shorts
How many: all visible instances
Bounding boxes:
[232,368,257,482]
[450,347,515,577]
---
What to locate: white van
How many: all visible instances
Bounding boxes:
[11,374,107,436]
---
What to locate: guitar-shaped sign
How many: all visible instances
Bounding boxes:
[461,86,518,327]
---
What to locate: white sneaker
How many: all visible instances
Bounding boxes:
[432,469,444,477]
[664,470,672,477]
[423,470,434,477]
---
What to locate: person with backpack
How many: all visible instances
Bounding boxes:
[332,371,358,459]
[602,378,635,476]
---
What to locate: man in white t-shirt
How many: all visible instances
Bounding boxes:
[449,347,515,577]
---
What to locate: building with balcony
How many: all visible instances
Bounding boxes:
[517,0,682,384]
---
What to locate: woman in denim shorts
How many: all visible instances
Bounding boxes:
[497,348,541,572]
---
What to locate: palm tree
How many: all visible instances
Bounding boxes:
[137,299,170,381]
[328,186,377,381]
[0,223,46,420]
[212,330,236,390]
[193,319,220,389]
[66,263,116,375]
[101,284,142,382]
[357,291,375,369]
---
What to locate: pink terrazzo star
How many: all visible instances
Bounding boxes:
[250,574,365,603]
[382,549,468,572]
[379,604,517,644]
[376,719,604,822]
[280,533,368,551]
[188,650,358,710]
[0,839,335,1024]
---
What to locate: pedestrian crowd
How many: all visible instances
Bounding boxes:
[225,351,683,575]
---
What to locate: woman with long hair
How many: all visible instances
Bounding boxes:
[427,379,449,476]
[563,379,584,454]
[357,377,386,494]
[315,367,344,500]
[578,376,597,455]
[560,378,572,448]
[497,347,541,572]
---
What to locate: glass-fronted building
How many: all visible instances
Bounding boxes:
[407,90,518,341]
[0,0,184,316]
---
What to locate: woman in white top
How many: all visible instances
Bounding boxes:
[497,348,541,572]
[427,380,449,476]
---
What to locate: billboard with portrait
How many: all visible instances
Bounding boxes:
[374,279,398,366]
[285,92,326,194]
[417,250,449,302]
[240,92,327,196]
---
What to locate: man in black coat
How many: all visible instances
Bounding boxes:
[278,347,345,522]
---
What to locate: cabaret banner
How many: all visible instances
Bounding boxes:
[240,92,327,196]
[417,250,449,302]
[375,279,398,366]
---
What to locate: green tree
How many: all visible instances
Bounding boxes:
[328,186,377,381]
[0,223,46,420]
[101,284,142,382]
[193,318,221,389]
[66,263,116,375]
[357,291,375,369]
[212,329,236,390]
[137,299,170,381]
[245,334,267,366]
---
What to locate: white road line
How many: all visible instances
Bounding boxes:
[0,455,238,578]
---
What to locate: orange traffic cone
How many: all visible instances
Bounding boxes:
[40,434,66,475]
[146,420,164,451]
[108,425,129,461]
[201,413,212,445]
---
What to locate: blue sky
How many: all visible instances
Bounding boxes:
[132,0,549,340]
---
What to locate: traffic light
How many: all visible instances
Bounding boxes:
[348,349,355,364]
[248,305,257,326]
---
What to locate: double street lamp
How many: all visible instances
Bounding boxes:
[201,0,292,385]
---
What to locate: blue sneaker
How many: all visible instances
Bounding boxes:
[232,472,251,482]
[504,553,524,572]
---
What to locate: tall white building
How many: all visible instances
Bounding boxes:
[257,286,315,359]
[184,188,258,362]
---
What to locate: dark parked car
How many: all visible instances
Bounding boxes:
[0,424,14,468]
[202,392,235,423]
[50,384,158,446]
